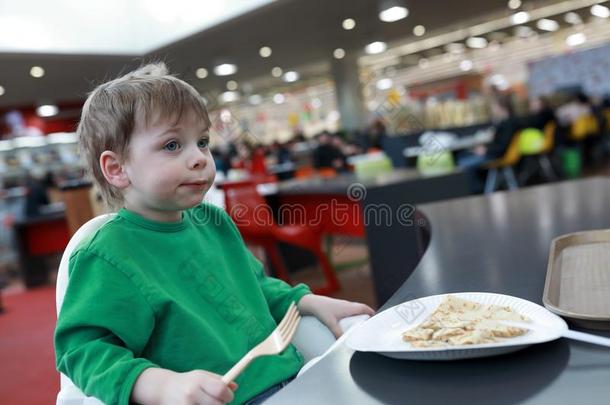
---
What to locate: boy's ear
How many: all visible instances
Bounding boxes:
[100,151,130,189]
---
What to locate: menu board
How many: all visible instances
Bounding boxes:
[528,43,610,97]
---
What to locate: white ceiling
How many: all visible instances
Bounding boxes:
[0,0,276,54]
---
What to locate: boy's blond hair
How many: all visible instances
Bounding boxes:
[77,62,210,209]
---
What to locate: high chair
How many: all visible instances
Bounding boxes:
[55,213,367,405]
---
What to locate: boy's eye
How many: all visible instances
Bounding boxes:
[163,141,180,151]
[197,138,209,149]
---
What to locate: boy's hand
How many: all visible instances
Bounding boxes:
[132,368,237,405]
[297,294,375,338]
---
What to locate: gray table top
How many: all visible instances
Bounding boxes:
[271,168,462,196]
[267,177,610,404]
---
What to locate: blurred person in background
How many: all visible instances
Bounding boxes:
[458,94,522,192]
[313,131,345,170]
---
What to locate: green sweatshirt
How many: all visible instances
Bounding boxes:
[55,203,311,405]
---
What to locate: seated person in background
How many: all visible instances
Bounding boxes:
[312,131,346,170]
[523,96,556,130]
[554,92,593,146]
[55,63,374,405]
[459,94,521,168]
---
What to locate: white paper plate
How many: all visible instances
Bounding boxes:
[346,292,567,360]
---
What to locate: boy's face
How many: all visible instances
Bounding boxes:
[122,109,216,221]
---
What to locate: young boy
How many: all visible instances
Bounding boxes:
[54,63,374,405]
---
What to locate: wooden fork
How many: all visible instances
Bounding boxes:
[221,302,301,384]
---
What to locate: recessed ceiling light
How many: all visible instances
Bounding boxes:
[591,5,610,19]
[36,104,58,117]
[460,60,473,71]
[365,41,387,55]
[418,58,429,68]
[213,63,237,76]
[273,93,285,104]
[466,37,488,49]
[226,80,238,91]
[0,86,4,96]
[283,71,299,82]
[413,25,426,36]
[508,0,521,10]
[510,11,530,25]
[195,68,208,79]
[342,18,356,30]
[566,32,586,47]
[220,91,239,103]
[376,78,393,90]
[379,3,409,23]
[30,66,45,78]
[333,48,346,59]
[259,46,272,58]
[564,12,582,25]
[271,67,283,77]
[537,19,559,32]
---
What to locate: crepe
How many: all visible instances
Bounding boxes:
[402,295,530,348]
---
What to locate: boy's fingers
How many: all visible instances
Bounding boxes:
[199,376,235,403]
[229,381,238,391]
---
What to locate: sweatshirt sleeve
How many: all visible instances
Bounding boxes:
[54,249,157,405]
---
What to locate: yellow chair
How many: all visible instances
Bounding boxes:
[518,122,558,183]
[570,115,599,141]
[484,132,521,194]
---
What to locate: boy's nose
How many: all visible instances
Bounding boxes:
[188,148,207,170]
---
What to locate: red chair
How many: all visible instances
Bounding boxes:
[224,181,340,296]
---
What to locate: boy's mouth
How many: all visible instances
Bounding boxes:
[180,180,208,187]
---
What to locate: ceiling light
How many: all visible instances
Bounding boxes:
[283,71,299,82]
[220,91,239,103]
[566,32,586,47]
[508,0,521,10]
[36,104,58,117]
[0,86,4,96]
[365,41,387,54]
[271,67,283,77]
[195,68,208,79]
[418,58,429,68]
[213,63,237,76]
[591,5,610,19]
[30,66,45,78]
[379,0,409,23]
[537,19,559,32]
[342,18,356,30]
[445,43,465,54]
[333,48,346,59]
[259,46,272,58]
[248,94,262,105]
[413,25,426,36]
[466,37,488,49]
[510,11,530,25]
[376,78,393,90]
[460,60,473,71]
[226,80,238,91]
[273,93,285,104]
[565,12,582,25]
